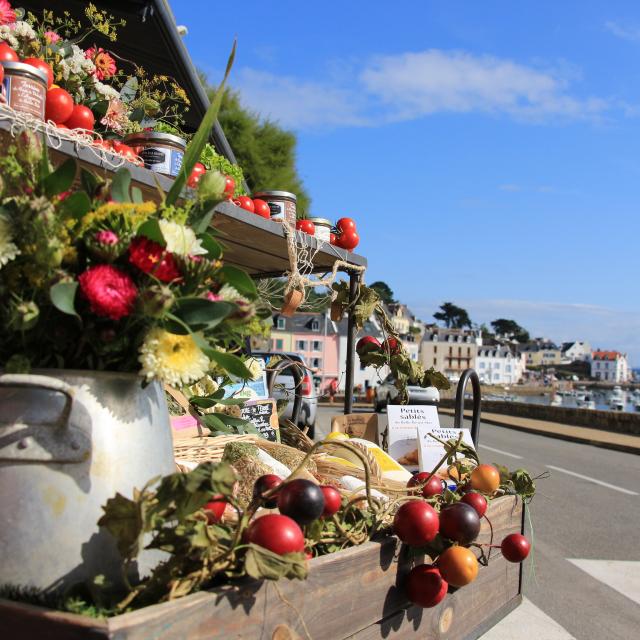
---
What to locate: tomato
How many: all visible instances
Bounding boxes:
[277,479,325,525]
[111,141,141,165]
[356,335,381,355]
[501,533,530,562]
[234,195,255,213]
[246,514,305,555]
[203,496,227,524]
[223,175,235,197]
[320,486,342,517]
[0,64,4,85]
[421,475,445,498]
[0,42,18,62]
[470,464,501,494]
[336,217,357,232]
[330,232,337,245]
[337,229,359,251]
[460,492,487,518]
[405,565,448,608]
[22,57,54,88]
[64,104,95,131]
[407,471,430,489]
[437,546,479,587]
[45,87,74,124]
[382,337,401,355]
[439,503,481,544]
[252,474,283,508]
[296,219,315,235]
[252,198,271,218]
[187,162,206,188]
[393,500,439,546]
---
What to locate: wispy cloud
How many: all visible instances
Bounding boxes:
[498,184,522,192]
[231,49,611,130]
[605,20,640,42]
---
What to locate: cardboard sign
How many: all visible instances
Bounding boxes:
[386,405,440,471]
[241,399,279,442]
[417,426,476,478]
[330,413,379,444]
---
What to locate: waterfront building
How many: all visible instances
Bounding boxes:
[420,326,481,381]
[561,341,592,363]
[590,350,630,383]
[518,341,562,367]
[476,346,525,385]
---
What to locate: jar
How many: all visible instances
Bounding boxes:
[253,190,297,225]
[1,61,48,120]
[124,131,186,177]
[309,217,332,242]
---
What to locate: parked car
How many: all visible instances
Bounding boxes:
[251,351,317,439]
[373,374,440,412]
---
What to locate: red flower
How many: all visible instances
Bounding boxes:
[78,264,137,321]
[0,1,16,25]
[128,237,180,283]
[85,47,117,81]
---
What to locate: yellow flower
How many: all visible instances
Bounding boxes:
[139,328,210,386]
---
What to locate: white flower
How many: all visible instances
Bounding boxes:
[158,219,207,256]
[218,284,241,302]
[244,357,264,381]
[59,45,95,81]
[94,80,120,101]
[0,27,18,49]
[12,21,36,40]
[0,213,20,268]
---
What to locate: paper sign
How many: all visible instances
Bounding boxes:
[417,426,476,478]
[386,405,440,471]
[241,399,279,442]
[222,358,268,401]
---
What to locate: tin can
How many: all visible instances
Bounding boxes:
[124,131,186,177]
[308,217,332,242]
[253,190,297,225]
[1,61,48,120]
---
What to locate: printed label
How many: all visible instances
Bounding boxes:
[3,76,45,119]
[139,145,183,177]
[267,200,285,219]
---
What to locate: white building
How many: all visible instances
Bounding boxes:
[561,341,591,363]
[591,351,630,383]
[476,346,525,385]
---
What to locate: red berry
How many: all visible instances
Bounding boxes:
[405,564,448,608]
[203,496,226,524]
[382,337,401,355]
[393,501,439,546]
[461,492,488,518]
[422,476,444,498]
[336,217,356,232]
[277,479,325,525]
[501,533,531,562]
[252,198,271,218]
[439,503,481,544]
[252,474,283,508]
[320,486,342,517]
[234,195,255,213]
[295,219,315,235]
[246,514,305,555]
[223,175,235,197]
[356,335,381,355]
[187,162,206,188]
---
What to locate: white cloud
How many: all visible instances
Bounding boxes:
[232,49,610,130]
[498,184,522,192]
[605,20,640,42]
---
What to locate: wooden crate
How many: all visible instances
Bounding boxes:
[0,496,524,640]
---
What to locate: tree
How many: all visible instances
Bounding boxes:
[490,319,530,343]
[201,81,311,214]
[369,281,395,305]
[433,302,472,329]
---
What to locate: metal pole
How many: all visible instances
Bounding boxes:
[344,272,359,414]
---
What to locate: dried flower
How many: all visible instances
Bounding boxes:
[78,264,137,320]
[128,236,180,283]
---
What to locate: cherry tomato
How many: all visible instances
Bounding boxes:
[470,464,501,494]
[187,162,206,188]
[461,491,488,518]
[501,533,531,562]
[336,217,357,232]
[421,475,445,498]
[45,87,74,124]
[437,546,479,587]
[0,42,18,62]
[111,142,141,165]
[203,496,227,524]
[223,175,235,197]
[405,565,448,608]
[233,195,255,212]
[393,501,439,546]
[252,198,271,218]
[246,514,305,555]
[22,57,54,88]
[337,229,359,251]
[356,335,381,355]
[277,479,325,525]
[65,104,95,131]
[330,232,337,244]
[439,503,481,544]
[296,219,315,235]
[320,486,342,517]
[382,337,401,355]
[252,474,283,508]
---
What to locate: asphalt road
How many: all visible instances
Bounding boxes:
[314,406,640,640]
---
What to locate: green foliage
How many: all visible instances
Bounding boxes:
[369,281,395,305]
[433,301,472,329]
[490,318,530,343]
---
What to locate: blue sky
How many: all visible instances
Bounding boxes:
[172,0,639,365]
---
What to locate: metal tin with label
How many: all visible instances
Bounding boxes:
[124,131,186,177]
[253,190,297,225]
[1,61,48,120]
[308,217,332,242]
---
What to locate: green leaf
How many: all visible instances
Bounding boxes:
[218,265,257,298]
[166,40,236,206]
[43,158,76,197]
[50,281,79,319]
[119,76,138,103]
[244,544,307,581]
[80,168,99,195]
[193,206,217,235]
[131,186,143,204]
[201,413,233,433]
[111,168,132,203]
[92,100,110,118]
[129,107,145,122]
[172,298,234,330]
[205,349,253,379]
[197,232,223,260]
[137,218,165,244]
[97,492,144,560]
[213,413,257,435]
[59,192,92,219]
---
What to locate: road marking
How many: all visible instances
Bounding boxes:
[546,465,639,495]
[481,597,575,639]
[568,560,640,606]
[479,444,523,459]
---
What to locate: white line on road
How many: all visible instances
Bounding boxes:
[546,465,639,495]
[568,559,640,606]
[479,444,523,459]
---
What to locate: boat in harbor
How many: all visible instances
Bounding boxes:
[609,386,625,411]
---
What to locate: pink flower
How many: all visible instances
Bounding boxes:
[205,292,222,302]
[0,1,16,26]
[85,47,117,81]
[78,264,137,321]
[100,99,127,135]
[44,30,61,44]
[95,230,119,245]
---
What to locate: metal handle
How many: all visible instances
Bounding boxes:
[267,360,303,426]
[454,368,481,446]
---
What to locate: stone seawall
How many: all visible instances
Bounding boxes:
[439,398,640,436]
